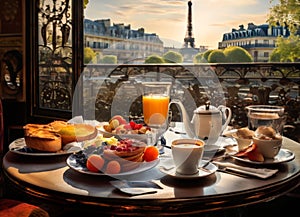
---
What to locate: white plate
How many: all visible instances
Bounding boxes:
[231,148,295,165]
[159,161,218,179]
[66,154,160,177]
[9,138,82,156]
[97,122,165,146]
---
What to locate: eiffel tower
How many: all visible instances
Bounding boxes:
[184,0,195,48]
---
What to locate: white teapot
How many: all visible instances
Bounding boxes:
[171,100,232,145]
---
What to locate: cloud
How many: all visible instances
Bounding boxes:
[85,0,273,49]
[207,0,259,6]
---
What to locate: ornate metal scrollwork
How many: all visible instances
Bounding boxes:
[38,0,72,110]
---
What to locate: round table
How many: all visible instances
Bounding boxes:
[2,130,300,216]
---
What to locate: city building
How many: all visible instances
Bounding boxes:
[84,19,164,63]
[219,23,290,62]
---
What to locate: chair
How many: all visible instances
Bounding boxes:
[0,99,50,217]
[0,98,3,156]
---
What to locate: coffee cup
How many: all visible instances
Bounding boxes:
[171,139,205,175]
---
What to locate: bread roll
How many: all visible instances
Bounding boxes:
[255,126,277,139]
[58,124,98,145]
[24,129,62,152]
[236,127,255,139]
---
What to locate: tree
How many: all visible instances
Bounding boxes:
[267,0,300,62]
[270,35,300,62]
[269,48,281,62]
[84,47,96,64]
[193,50,211,63]
[267,0,300,34]
[208,49,226,63]
[202,50,213,61]
[84,0,89,9]
[100,55,117,64]
[144,55,165,63]
[163,51,183,63]
[193,53,204,63]
[223,46,253,62]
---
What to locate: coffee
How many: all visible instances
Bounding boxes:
[171,139,204,175]
[174,143,202,149]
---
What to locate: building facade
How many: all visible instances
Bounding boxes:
[84,19,164,63]
[219,23,290,62]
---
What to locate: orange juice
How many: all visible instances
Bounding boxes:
[143,94,170,126]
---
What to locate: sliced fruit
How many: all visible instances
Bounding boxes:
[247,144,264,162]
[86,154,105,172]
[234,144,256,157]
[143,146,159,162]
[105,160,121,174]
[109,115,127,129]
[103,124,112,133]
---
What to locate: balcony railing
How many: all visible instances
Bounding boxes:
[241,44,276,48]
[74,63,300,142]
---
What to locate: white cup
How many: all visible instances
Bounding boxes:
[253,136,282,158]
[171,139,205,175]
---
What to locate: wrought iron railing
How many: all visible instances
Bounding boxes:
[46,63,300,141]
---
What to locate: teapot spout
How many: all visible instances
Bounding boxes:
[170,99,196,138]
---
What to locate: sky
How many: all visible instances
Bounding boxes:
[84,0,278,49]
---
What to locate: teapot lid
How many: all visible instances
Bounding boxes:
[194,101,220,115]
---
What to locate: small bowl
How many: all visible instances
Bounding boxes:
[252,136,283,158]
[232,133,252,151]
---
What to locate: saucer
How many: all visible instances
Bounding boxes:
[231,148,295,165]
[159,161,217,179]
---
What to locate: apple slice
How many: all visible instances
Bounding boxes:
[247,144,264,162]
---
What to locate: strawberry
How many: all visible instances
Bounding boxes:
[133,123,143,130]
[129,121,136,129]
[129,121,143,130]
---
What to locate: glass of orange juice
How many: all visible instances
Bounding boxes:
[142,82,171,128]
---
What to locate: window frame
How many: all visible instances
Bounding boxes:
[27,0,84,121]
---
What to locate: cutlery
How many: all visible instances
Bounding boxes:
[212,161,278,179]
[217,167,251,178]
[110,180,162,196]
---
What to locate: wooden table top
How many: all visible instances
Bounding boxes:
[3,127,300,216]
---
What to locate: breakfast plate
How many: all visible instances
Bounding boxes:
[9,138,82,156]
[231,148,295,165]
[97,122,164,146]
[159,161,218,179]
[66,154,160,177]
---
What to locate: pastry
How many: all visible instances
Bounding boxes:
[58,123,98,145]
[24,128,62,152]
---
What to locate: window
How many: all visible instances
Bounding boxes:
[30,0,83,119]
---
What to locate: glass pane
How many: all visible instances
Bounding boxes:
[38,0,72,111]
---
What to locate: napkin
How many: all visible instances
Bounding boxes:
[110,180,162,196]
[62,141,82,152]
[67,115,102,127]
[213,161,278,179]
